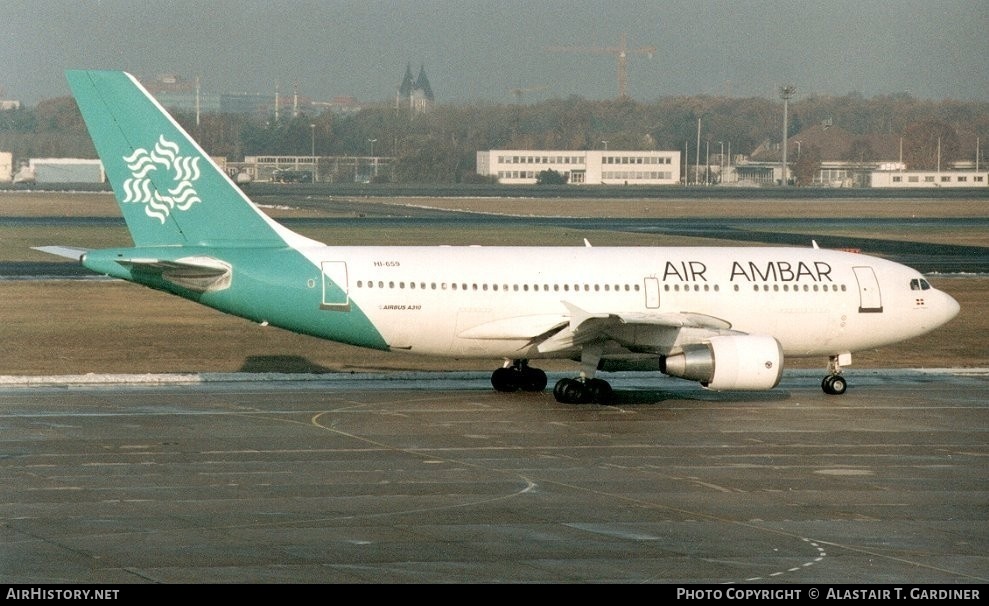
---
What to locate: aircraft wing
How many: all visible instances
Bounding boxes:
[457,314,570,340]
[595,310,733,330]
[533,302,735,354]
[455,301,735,355]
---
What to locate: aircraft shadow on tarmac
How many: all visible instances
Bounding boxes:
[238,355,336,373]
[233,356,793,404]
[530,381,793,405]
[596,389,791,404]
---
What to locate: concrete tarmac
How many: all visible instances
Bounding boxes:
[1,370,986,584]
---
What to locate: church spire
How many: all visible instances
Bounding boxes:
[414,64,434,102]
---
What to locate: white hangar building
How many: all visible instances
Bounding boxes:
[476,150,681,185]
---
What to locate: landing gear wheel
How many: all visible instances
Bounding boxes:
[521,367,548,392]
[491,361,547,393]
[584,378,613,403]
[822,374,847,395]
[553,377,613,404]
[553,378,571,401]
[822,354,849,396]
[491,367,518,392]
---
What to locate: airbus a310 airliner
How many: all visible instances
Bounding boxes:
[39,71,960,403]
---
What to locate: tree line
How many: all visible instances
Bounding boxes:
[2,92,987,183]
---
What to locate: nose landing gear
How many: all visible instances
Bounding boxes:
[822,354,849,395]
[822,374,847,395]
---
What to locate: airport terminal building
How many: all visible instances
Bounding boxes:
[476,150,680,185]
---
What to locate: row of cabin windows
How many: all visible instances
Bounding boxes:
[354,280,848,294]
[356,280,642,293]
[748,283,847,292]
[668,283,845,293]
[667,283,847,292]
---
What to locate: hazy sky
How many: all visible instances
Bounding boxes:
[3,0,987,106]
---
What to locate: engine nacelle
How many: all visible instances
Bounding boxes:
[661,335,784,391]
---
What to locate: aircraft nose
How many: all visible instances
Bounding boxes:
[937,289,961,326]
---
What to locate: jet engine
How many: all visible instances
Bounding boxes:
[661,335,784,391]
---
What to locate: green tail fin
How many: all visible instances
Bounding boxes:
[67,70,295,248]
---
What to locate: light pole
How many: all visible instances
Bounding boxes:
[695,117,701,185]
[683,140,688,185]
[310,124,316,182]
[722,141,732,183]
[780,85,796,186]
[717,141,724,184]
[601,140,608,151]
[368,138,377,180]
[705,139,710,185]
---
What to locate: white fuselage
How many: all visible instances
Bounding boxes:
[301,245,959,361]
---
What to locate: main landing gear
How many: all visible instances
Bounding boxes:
[553,377,613,404]
[491,359,548,393]
[552,343,613,404]
[822,354,848,395]
[489,358,614,404]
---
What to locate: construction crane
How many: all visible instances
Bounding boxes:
[547,33,655,98]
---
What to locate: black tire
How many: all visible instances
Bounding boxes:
[522,368,548,392]
[563,380,588,404]
[553,378,587,404]
[553,378,572,401]
[492,367,518,392]
[586,378,613,403]
[822,374,848,395]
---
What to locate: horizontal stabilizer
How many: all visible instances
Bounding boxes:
[33,246,90,260]
[116,255,232,292]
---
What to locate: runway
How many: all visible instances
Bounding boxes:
[1,370,986,584]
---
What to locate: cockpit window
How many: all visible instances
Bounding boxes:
[910,278,932,291]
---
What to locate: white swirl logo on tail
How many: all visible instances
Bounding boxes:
[121,135,202,223]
